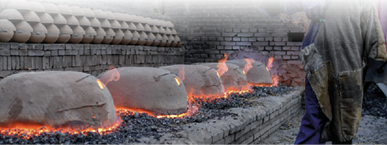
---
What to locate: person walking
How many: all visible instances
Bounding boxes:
[261,0,387,144]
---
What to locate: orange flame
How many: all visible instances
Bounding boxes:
[271,75,279,87]
[0,117,122,139]
[243,58,254,74]
[96,79,105,89]
[266,57,279,87]
[267,57,274,71]
[216,53,229,77]
[175,77,181,86]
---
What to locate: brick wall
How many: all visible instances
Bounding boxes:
[0,43,185,78]
[162,0,307,86]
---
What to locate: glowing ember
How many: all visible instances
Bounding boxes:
[175,77,181,86]
[216,53,229,77]
[266,67,269,71]
[96,79,105,89]
[249,83,273,87]
[216,72,220,78]
[0,118,122,139]
[243,58,254,74]
[116,106,197,119]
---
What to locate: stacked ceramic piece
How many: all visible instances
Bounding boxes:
[134,16,148,46]
[0,1,181,47]
[43,3,71,43]
[115,13,132,45]
[143,17,155,46]
[33,2,60,44]
[72,6,96,44]
[82,8,103,44]
[104,11,122,44]
[57,5,85,44]
[94,9,114,44]
[125,14,140,45]
[153,19,166,47]
[165,21,181,47]
[1,0,33,43]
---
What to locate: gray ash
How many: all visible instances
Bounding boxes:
[0,85,294,144]
[362,83,387,118]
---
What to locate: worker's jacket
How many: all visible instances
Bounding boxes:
[262,0,387,142]
[299,0,387,142]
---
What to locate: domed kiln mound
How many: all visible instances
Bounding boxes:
[198,63,249,92]
[227,59,273,85]
[0,71,116,128]
[98,67,187,115]
[160,65,224,99]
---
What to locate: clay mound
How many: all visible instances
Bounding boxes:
[197,63,249,92]
[98,67,187,115]
[227,59,273,85]
[160,65,224,99]
[0,71,116,128]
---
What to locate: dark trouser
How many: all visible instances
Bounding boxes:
[295,78,353,144]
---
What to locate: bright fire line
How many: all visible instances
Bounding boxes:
[96,79,105,89]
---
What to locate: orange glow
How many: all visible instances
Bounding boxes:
[249,83,273,87]
[116,107,197,119]
[0,118,121,139]
[175,77,181,86]
[267,57,274,71]
[266,57,279,87]
[243,58,254,74]
[271,75,279,87]
[216,53,229,77]
[97,79,105,89]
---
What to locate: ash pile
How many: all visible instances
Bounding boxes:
[0,86,294,144]
[362,83,387,118]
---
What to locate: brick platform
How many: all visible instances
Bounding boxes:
[137,87,305,144]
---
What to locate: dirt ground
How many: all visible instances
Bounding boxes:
[260,110,387,144]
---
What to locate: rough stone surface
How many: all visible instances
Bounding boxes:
[198,63,249,92]
[98,67,187,115]
[160,65,224,98]
[227,59,273,85]
[0,71,116,128]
